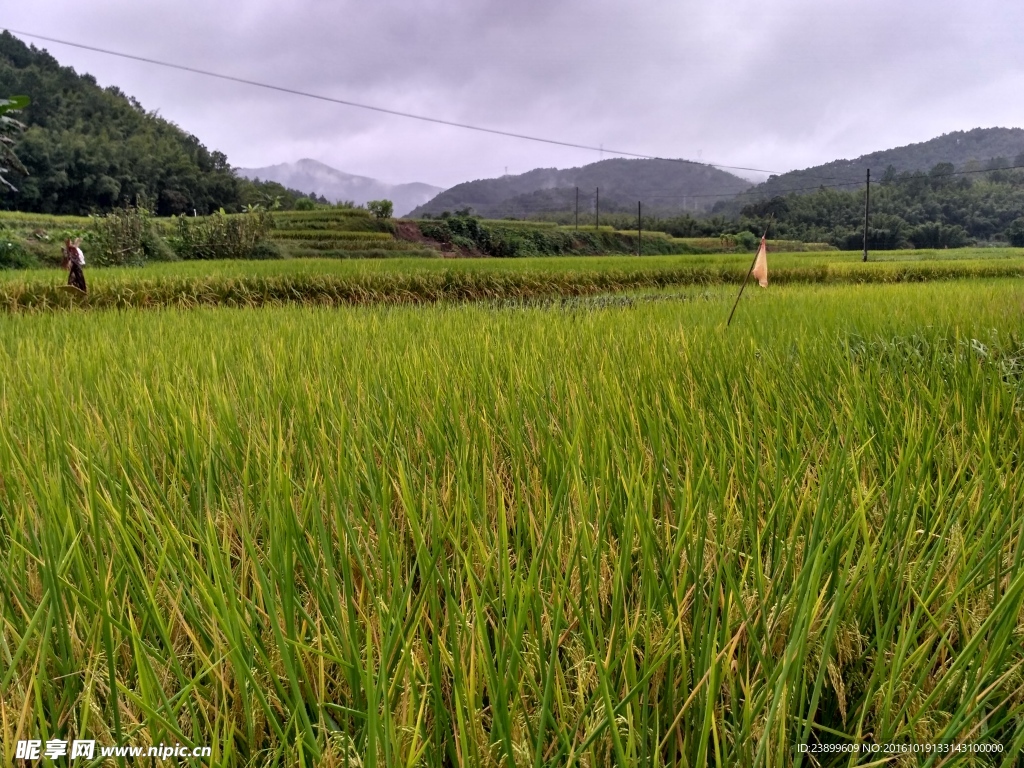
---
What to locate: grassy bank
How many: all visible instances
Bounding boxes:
[1,281,1023,764]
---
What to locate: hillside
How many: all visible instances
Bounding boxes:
[0,32,251,215]
[409,158,752,218]
[237,159,443,217]
[0,32,332,216]
[740,128,1024,203]
[734,164,1024,249]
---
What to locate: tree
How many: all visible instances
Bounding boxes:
[1006,217,1024,248]
[367,199,393,219]
[0,33,244,214]
[0,95,29,191]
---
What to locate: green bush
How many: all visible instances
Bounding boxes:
[249,240,283,260]
[90,206,166,266]
[1006,217,1024,247]
[367,199,394,219]
[141,228,178,261]
[734,231,758,251]
[169,210,272,260]
[0,238,37,269]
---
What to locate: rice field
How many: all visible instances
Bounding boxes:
[2,278,1023,766]
[2,251,1024,312]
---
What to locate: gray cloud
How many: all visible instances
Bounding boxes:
[8,0,1024,188]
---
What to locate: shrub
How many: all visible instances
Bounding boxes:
[0,238,37,269]
[1006,217,1024,248]
[734,231,758,251]
[294,198,316,211]
[141,227,178,261]
[90,206,163,266]
[170,209,272,260]
[249,240,283,260]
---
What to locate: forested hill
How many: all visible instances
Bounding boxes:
[0,31,296,216]
[409,158,752,218]
[737,128,1024,204]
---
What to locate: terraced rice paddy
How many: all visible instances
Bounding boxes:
[2,276,1023,765]
[267,212,435,260]
[2,250,1024,312]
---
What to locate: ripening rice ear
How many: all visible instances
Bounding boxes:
[73,238,82,247]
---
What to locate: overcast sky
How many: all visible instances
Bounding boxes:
[6,1,1024,188]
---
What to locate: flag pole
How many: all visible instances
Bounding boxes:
[726,215,773,327]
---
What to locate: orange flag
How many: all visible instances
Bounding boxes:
[751,235,768,287]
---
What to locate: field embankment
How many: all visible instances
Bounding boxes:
[1,251,1022,311]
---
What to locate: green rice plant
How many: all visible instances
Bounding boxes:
[1,281,1023,766]
[3,254,1024,312]
[480,219,561,229]
[278,244,408,256]
[669,237,745,253]
[615,228,673,240]
[285,246,439,260]
[269,230,394,241]
[280,241,406,253]
[272,213,393,234]
[274,208,372,220]
[768,240,838,252]
[0,211,93,229]
[552,223,618,232]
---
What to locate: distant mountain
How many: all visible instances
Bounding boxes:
[409,158,752,218]
[745,127,1024,202]
[236,159,443,217]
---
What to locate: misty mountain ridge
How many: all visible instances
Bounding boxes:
[409,158,753,218]
[236,159,444,217]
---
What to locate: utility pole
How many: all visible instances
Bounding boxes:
[596,188,600,230]
[863,168,871,262]
[575,186,579,231]
[637,201,642,256]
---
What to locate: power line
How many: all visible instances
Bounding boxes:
[3,27,784,177]
[7,29,1019,211]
